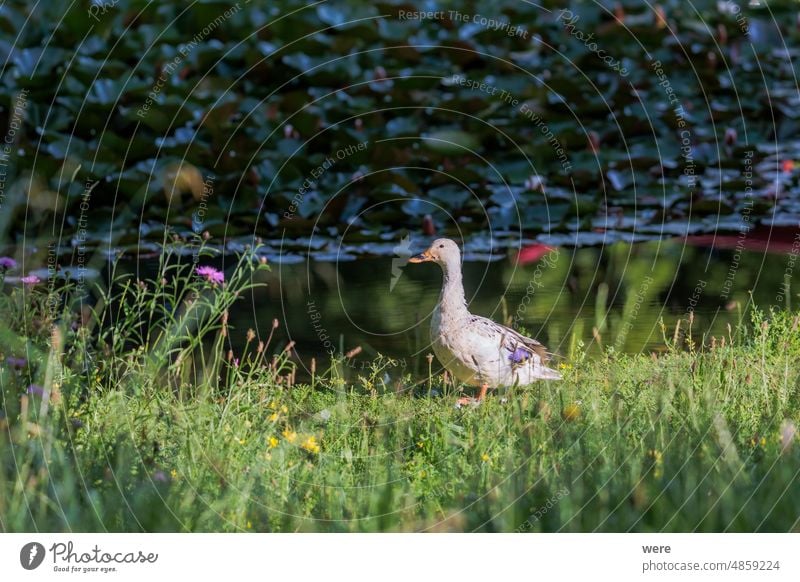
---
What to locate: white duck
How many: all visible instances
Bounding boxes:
[409,238,561,406]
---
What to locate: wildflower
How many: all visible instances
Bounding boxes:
[0,257,17,270]
[301,435,320,454]
[558,362,573,370]
[481,453,491,463]
[509,347,529,364]
[170,469,178,479]
[196,265,224,285]
[268,436,279,449]
[562,403,581,422]
[26,384,45,397]
[5,356,27,369]
[152,470,168,483]
[268,413,279,422]
[282,428,297,443]
[21,274,41,286]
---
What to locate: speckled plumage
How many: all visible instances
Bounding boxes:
[419,239,561,389]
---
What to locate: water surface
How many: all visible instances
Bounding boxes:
[225,240,792,379]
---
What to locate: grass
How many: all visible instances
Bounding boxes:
[1,243,799,532]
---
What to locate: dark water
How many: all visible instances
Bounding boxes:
[225,239,796,378]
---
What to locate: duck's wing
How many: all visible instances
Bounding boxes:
[467,315,551,363]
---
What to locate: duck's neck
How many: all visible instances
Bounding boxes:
[438,260,469,319]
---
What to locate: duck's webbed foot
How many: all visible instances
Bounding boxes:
[455,396,480,408]
[454,383,490,408]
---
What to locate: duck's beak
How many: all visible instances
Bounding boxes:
[408,249,433,263]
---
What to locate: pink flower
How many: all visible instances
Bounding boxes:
[21,275,40,286]
[196,265,224,285]
[0,257,17,270]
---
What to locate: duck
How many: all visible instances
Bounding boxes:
[409,238,561,406]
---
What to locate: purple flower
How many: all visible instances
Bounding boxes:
[509,347,530,364]
[5,356,27,369]
[196,265,224,285]
[152,470,169,483]
[21,274,41,286]
[0,257,17,270]
[27,384,45,397]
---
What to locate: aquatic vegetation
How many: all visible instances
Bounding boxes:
[2,0,799,253]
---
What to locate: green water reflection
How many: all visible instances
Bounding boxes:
[230,240,793,377]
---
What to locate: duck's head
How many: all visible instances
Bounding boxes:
[409,238,461,268]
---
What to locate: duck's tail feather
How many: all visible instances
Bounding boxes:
[536,365,562,380]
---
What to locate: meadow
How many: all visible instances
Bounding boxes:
[1,245,798,533]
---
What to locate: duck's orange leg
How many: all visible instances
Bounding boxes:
[456,383,490,407]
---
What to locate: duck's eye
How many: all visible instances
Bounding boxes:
[439,244,444,248]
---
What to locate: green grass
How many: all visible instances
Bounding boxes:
[1,245,799,532]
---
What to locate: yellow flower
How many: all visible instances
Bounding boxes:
[247,520,252,529]
[301,435,320,454]
[269,401,277,410]
[282,428,297,443]
[170,469,178,479]
[559,363,573,370]
[417,441,424,449]
[759,437,767,447]
[481,453,491,463]
[281,405,288,413]
[268,436,279,449]
[236,437,246,445]
[562,403,581,422]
